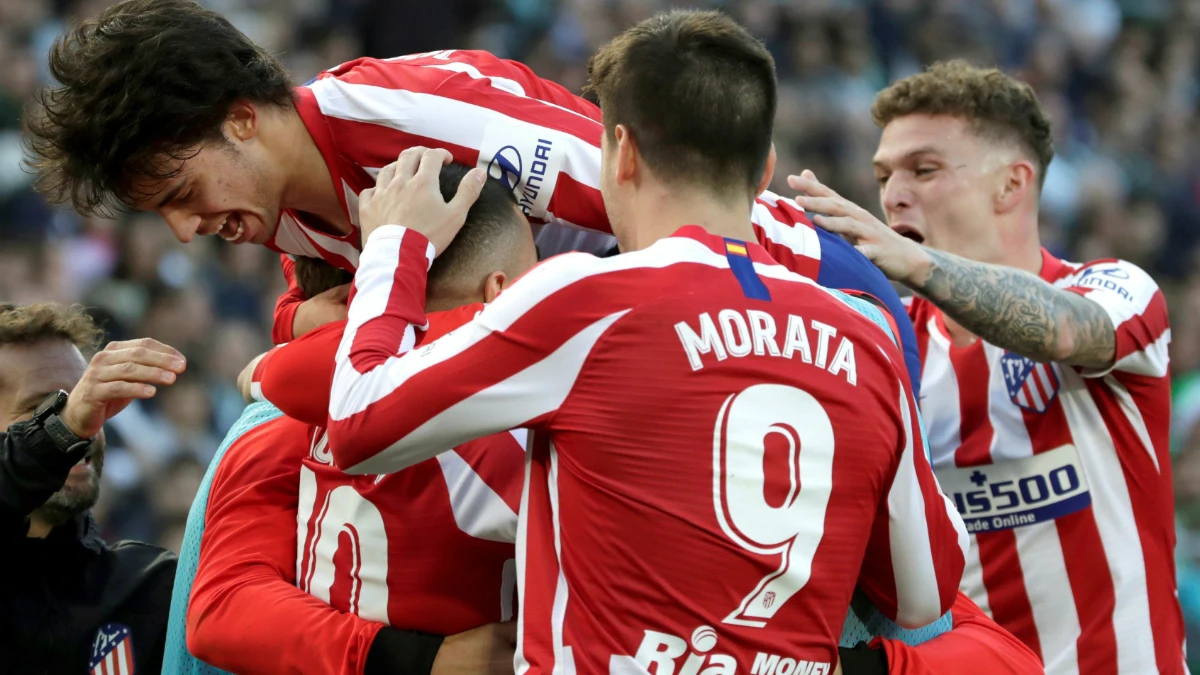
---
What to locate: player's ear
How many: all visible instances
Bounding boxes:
[614,124,639,185]
[483,270,509,304]
[756,143,777,196]
[225,100,260,142]
[995,158,1035,215]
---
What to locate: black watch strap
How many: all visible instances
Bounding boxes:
[43,413,91,454]
[33,390,92,454]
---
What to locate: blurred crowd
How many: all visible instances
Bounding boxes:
[3,0,1200,644]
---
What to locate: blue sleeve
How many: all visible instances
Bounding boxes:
[813,227,922,398]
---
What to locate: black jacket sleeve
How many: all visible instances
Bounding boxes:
[0,420,91,540]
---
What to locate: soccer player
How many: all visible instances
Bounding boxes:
[325,10,968,673]
[791,61,1182,674]
[22,0,921,394]
[165,166,535,675]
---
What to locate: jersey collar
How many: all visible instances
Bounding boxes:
[669,224,778,265]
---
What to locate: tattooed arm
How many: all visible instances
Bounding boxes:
[909,249,1115,368]
[788,171,1116,369]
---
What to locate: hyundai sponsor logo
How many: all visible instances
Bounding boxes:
[487,145,523,191]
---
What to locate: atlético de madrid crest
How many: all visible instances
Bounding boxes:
[90,622,135,675]
[1001,352,1060,413]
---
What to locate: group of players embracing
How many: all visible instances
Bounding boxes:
[25,0,1182,673]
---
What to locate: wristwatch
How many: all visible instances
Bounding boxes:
[32,390,93,454]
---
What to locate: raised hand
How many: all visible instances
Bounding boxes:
[358,147,486,254]
[62,338,186,438]
[788,170,931,286]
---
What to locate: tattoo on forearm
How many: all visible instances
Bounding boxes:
[913,249,1115,368]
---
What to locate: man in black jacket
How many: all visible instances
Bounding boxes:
[0,302,186,674]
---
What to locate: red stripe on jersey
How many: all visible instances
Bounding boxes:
[549,172,607,231]
[518,434,560,673]
[347,231,430,372]
[976,531,1042,659]
[950,342,994,467]
[1031,396,1119,674]
[1087,378,1186,674]
[1114,290,1169,362]
[453,436,525,513]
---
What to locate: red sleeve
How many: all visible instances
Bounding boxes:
[253,303,484,429]
[186,418,383,675]
[254,321,347,427]
[311,51,608,233]
[273,255,305,344]
[876,592,1043,674]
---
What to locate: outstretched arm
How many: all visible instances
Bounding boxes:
[790,172,1115,369]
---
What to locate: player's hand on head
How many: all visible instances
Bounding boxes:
[292,283,350,338]
[431,621,516,675]
[359,146,487,255]
[62,338,187,438]
[789,170,930,285]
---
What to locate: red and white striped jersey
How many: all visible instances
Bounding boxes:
[263,48,837,342]
[910,249,1184,675]
[327,224,968,674]
[265,49,606,274]
[294,426,523,635]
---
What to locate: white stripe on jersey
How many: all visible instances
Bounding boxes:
[514,438,535,675]
[548,443,575,675]
[916,317,962,464]
[307,78,603,189]
[436,449,518,543]
[1060,374,1154,673]
[1013,502,1080,674]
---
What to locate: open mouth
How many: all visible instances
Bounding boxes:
[218,212,252,244]
[892,224,925,244]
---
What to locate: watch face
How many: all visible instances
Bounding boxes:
[34,390,68,419]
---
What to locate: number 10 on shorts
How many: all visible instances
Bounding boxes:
[713,384,835,627]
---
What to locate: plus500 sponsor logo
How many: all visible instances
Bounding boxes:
[627,627,830,675]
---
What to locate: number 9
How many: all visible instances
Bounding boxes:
[714,384,835,627]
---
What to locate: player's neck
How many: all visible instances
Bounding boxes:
[628,185,756,251]
[277,108,352,236]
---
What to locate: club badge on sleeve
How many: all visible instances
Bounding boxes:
[90,622,135,675]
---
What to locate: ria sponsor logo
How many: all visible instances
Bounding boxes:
[629,627,830,675]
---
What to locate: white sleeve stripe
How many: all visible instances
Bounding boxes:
[436,449,518,543]
[309,78,602,189]
[888,382,967,626]
[343,309,629,475]
[420,62,527,97]
[750,203,820,260]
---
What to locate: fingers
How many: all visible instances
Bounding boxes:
[448,167,486,215]
[809,214,868,239]
[100,337,184,362]
[88,380,161,401]
[92,360,179,388]
[394,147,429,185]
[375,162,396,189]
[359,187,374,213]
[93,342,187,374]
[787,172,838,199]
[794,195,852,218]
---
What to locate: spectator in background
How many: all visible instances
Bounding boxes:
[0,303,183,674]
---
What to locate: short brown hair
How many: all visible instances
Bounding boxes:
[23,0,294,216]
[872,60,1054,189]
[586,10,776,199]
[0,303,104,351]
